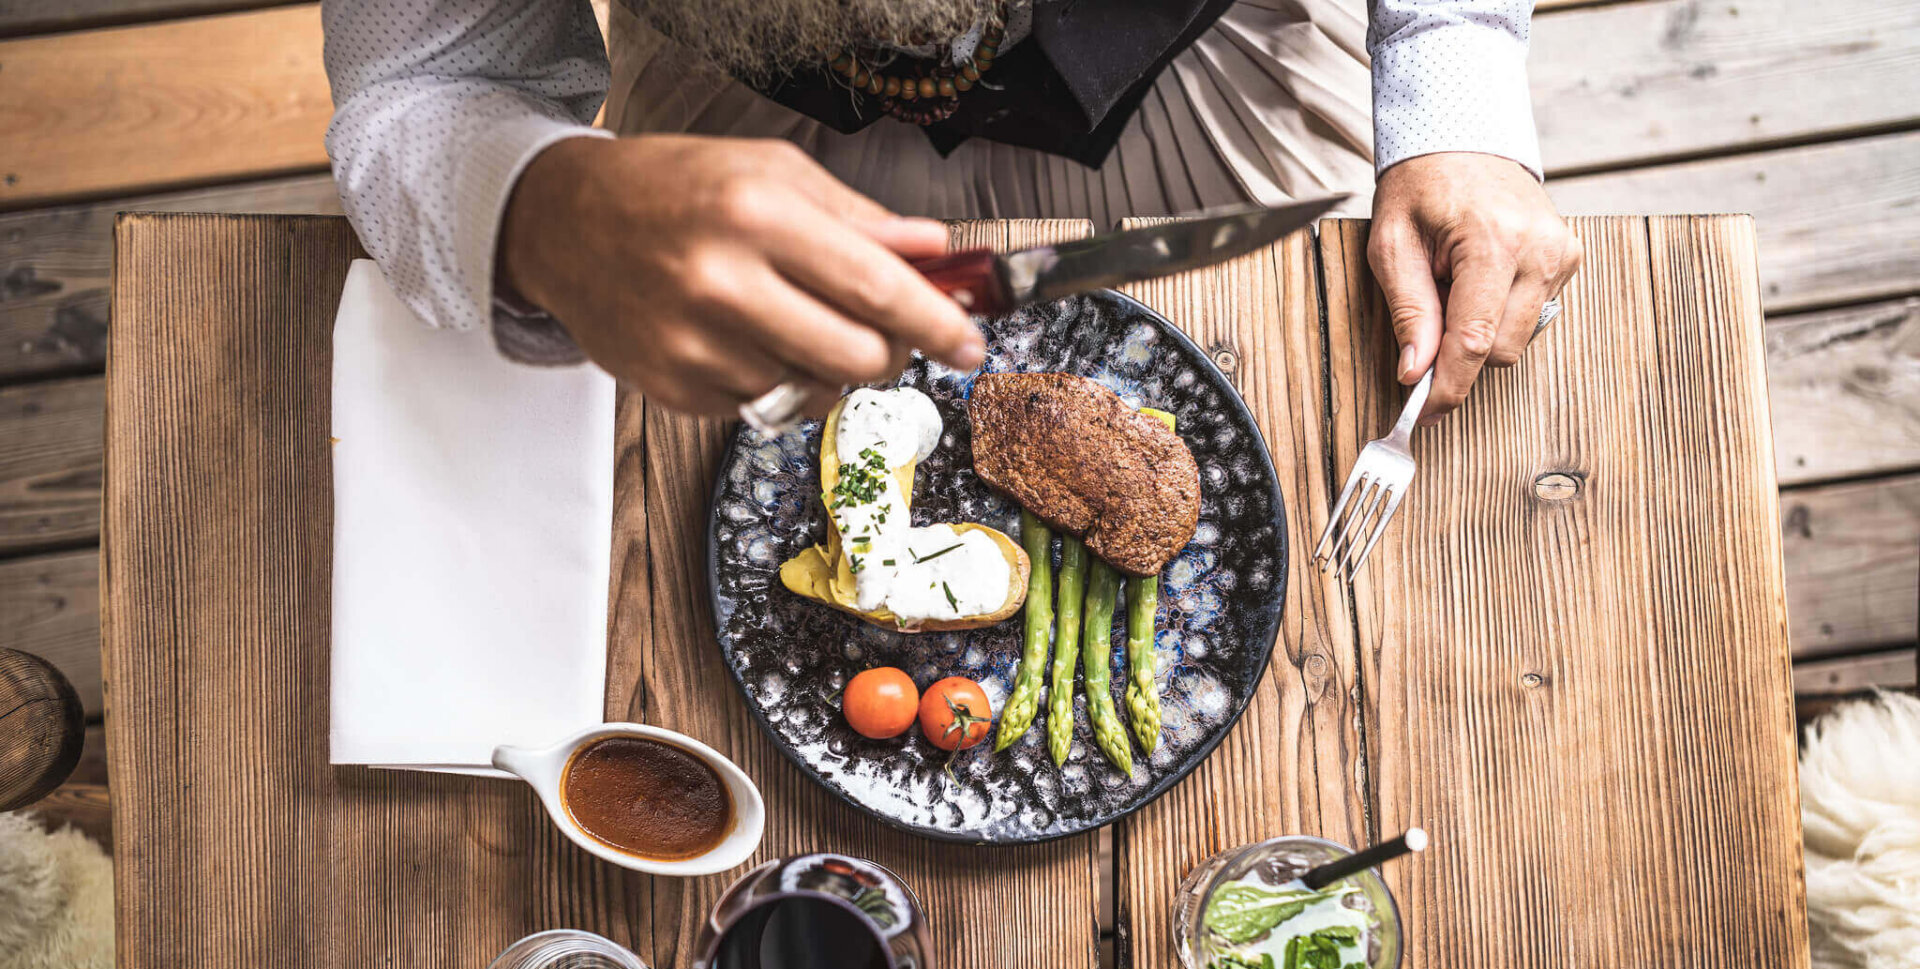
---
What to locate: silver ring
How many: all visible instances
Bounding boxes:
[740,378,810,437]
[1531,298,1562,343]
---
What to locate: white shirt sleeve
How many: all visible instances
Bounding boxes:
[321,0,613,343]
[1368,0,1542,178]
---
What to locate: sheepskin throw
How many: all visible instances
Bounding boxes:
[1801,690,1920,969]
[0,812,113,969]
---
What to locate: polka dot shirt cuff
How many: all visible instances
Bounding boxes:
[1371,16,1543,180]
[470,119,611,363]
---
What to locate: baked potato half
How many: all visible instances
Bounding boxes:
[778,394,1029,632]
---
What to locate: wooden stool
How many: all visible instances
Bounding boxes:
[0,648,86,811]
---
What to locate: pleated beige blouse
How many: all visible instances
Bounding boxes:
[604,0,1379,225]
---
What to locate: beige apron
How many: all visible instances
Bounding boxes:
[605,0,1374,225]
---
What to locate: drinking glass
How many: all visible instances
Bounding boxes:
[692,853,933,969]
[1173,835,1403,969]
[486,930,649,969]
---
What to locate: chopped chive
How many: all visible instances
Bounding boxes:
[912,542,965,564]
[941,581,959,611]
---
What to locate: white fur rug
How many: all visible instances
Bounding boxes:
[1802,690,1920,969]
[0,812,114,969]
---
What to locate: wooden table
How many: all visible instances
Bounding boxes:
[103,213,1809,968]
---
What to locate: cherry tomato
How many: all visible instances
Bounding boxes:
[843,667,919,739]
[919,677,992,751]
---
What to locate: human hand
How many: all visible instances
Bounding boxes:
[497,134,982,415]
[1369,152,1583,423]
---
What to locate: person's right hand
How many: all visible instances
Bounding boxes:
[497,134,983,415]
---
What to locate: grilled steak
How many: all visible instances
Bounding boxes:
[969,373,1200,576]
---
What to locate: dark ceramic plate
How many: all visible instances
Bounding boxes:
[707,290,1286,844]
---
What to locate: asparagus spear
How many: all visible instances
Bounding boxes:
[995,510,1054,752]
[1124,406,1176,757]
[1081,558,1133,774]
[1124,573,1161,755]
[1047,536,1088,766]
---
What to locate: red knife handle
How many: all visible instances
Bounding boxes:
[910,248,1015,317]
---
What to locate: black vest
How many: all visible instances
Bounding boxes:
[663,0,1239,168]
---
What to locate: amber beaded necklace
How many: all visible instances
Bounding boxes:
[824,8,1008,126]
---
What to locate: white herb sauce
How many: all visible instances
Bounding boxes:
[832,388,1010,625]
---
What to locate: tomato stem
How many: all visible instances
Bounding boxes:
[938,693,993,781]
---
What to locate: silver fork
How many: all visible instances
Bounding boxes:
[1311,369,1432,577]
[1313,299,1562,578]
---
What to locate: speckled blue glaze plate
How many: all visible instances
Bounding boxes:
[707,290,1286,844]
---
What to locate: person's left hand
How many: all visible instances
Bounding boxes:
[1368,151,1583,424]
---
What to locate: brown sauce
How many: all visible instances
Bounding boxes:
[562,737,733,861]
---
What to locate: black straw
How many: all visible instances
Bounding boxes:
[1300,827,1428,890]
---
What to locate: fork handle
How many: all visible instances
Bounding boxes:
[1389,369,1435,441]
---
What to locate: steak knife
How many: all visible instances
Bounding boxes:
[742,195,1348,434]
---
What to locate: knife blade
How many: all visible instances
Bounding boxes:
[908,195,1347,316]
[741,194,1347,435]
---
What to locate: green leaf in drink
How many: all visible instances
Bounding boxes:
[1202,882,1360,945]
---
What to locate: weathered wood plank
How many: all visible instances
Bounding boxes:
[1,174,343,381]
[0,376,102,554]
[1532,0,1920,173]
[1768,297,1920,487]
[1794,646,1919,723]
[105,213,633,969]
[0,5,332,208]
[1327,215,1807,967]
[0,548,102,716]
[1114,224,1365,969]
[0,0,297,37]
[1548,132,1920,314]
[1098,827,1114,935]
[1782,474,1920,658]
[624,220,1101,969]
[1795,648,1918,697]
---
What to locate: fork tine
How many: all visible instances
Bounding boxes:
[1325,477,1383,573]
[1313,470,1369,564]
[1317,481,1355,571]
[1336,481,1391,576]
[1319,367,1433,580]
[1345,486,1405,578]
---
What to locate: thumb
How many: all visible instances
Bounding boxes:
[1367,222,1444,384]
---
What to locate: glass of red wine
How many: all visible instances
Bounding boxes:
[693,853,933,969]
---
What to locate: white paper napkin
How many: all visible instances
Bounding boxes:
[329,260,614,776]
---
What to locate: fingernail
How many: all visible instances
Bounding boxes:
[1397,344,1418,381]
[956,334,986,370]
